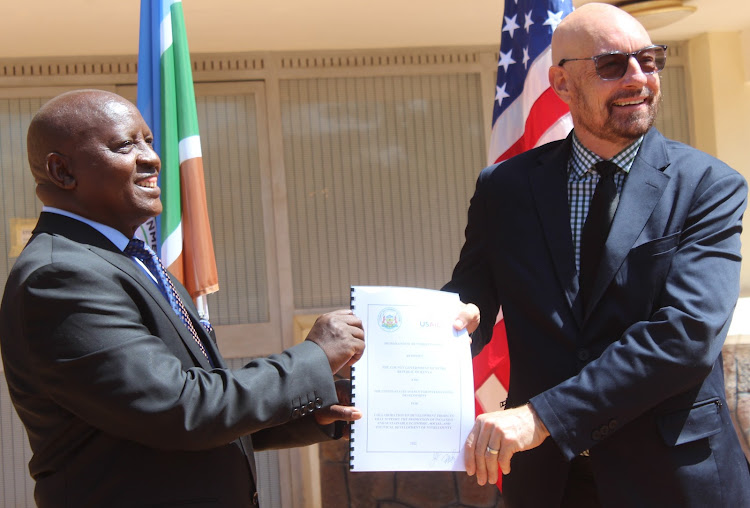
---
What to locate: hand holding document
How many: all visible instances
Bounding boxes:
[349,286,475,472]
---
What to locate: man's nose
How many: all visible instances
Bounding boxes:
[621,55,649,85]
[138,142,161,169]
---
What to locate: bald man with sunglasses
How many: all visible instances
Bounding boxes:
[444,3,750,507]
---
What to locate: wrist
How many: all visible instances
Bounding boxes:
[527,402,550,438]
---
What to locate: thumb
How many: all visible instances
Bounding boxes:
[315,405,362,426]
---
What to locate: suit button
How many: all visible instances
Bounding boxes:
[577,349,590,361]
[315,397,323,409]
[300,406,307,416]
[609,419,618,430]
[292,408,300,418]
[592,430,602,441]
[599,425,609,436]
[307,401,315,412]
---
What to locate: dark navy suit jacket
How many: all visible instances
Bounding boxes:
[445,128,750,507]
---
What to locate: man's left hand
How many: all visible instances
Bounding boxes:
[464,403,550,485]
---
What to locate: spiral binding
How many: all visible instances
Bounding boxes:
[349,286,356,470]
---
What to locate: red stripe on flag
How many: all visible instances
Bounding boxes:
[494,88,570,164]
[472,319,510,416]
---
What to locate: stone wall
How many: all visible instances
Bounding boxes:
[722,338,750,459]
[319,438,503,508]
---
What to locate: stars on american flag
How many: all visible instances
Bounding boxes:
[494,6,568,108]
[496,83,510,104]
[498,49,516,73]
[524,11,535,31]
[543,9,566,31]
[503,14,521,38]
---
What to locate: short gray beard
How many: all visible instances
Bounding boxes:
[573,86,661,145]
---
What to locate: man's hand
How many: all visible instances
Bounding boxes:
[464,403,550,485]
[453,302,480,335]
[305,309,365,375]
[314,379,361,435]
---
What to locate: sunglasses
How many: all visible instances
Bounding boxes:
[558,45,668,81]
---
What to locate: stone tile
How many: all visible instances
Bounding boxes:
[735,345,750,392]
[320,461,350,508]
[724,345,738,411]
[320,437,349,462]
[349,471,396,508]
[456,472,503,507]
[395,471,457,508]
[736,393,750,448]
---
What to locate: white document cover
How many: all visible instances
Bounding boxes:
[349,286,475,471]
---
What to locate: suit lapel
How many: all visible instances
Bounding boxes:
[528,135,584,327]
[97,247,216,369]
[583,129,671,321]
[34,213,216,369]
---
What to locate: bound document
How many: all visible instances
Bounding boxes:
[349,286,475,472]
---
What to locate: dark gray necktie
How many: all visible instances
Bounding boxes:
[580,160,620,307]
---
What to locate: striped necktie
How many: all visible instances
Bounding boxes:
[125,238,213,365]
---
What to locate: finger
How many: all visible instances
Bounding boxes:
[485,445,501,485]
[329,308,354,316]
[333,379,352,405]
[347,324,365,341]
[327,405,362,421]
[344,352,364,370]
[314,405,362,426]
[498,448,513,475]
[453,303,480,334]
[464,427,479,476]
[473,428,491,486]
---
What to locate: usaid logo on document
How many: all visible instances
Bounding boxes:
[377,306,446,333]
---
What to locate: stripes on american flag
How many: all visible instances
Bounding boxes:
[473,0,574,453]
[487,0,574,165]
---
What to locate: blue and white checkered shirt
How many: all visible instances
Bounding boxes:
[568,132,644,273]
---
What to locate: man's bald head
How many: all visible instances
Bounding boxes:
[551,3,651,68]
[27,89,126,191]
[26,89,162,237]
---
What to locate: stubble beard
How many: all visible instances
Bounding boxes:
[574,86,662,146]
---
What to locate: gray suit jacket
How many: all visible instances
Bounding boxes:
[0,212,339,507]
[444,128,750,507]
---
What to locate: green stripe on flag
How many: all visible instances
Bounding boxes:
[171,4,200,143]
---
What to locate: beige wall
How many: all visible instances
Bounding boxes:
[688,31,750,296]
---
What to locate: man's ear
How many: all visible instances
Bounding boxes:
[46,152,76,189]
[549,66,572,105]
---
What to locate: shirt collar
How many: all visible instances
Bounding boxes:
[570,131,644,179]
[42,206,131,251]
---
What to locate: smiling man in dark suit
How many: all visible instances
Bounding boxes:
[446,3,750,507]
[0,89,365,507]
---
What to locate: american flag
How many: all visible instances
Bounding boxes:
[488,0,574,164]
[473,0,574,429]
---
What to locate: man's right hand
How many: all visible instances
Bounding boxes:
[305,309,365,374]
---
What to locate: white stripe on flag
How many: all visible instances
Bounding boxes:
[488,47,554,159]
[160,11,172,55]
[179,135,203,164]
[161,222,183,268]
[535,112,574,148]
